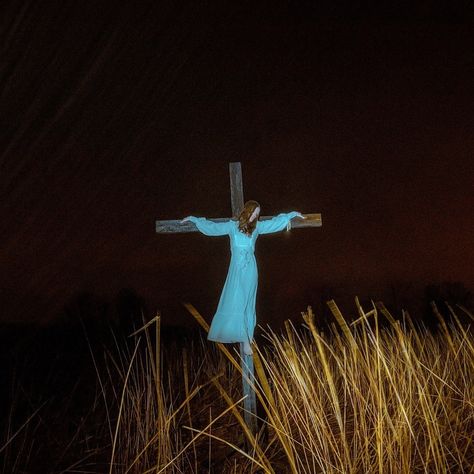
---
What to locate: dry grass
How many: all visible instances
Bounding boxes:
[94,299,474,473]
[2,299,472,473]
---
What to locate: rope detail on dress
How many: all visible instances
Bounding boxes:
[235,248,252,268]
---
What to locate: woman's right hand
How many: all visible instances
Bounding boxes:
[180,216,192,223]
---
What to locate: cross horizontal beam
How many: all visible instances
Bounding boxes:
[156,213,322,233]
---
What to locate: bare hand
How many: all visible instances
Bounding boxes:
[295,212,306,219]
[180,216,191,223]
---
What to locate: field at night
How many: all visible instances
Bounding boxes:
[1,1,473,472]
[2,300,473,472]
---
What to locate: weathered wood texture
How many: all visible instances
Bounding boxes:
[229,162,244,216]
[156,217,230,233]
[228,162,259,438]
[241,353,258,435]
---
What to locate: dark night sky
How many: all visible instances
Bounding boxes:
[1,1,473,328]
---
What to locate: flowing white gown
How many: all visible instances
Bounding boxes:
[188,211,299,343]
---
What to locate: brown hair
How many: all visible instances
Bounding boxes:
[237,200,260,236]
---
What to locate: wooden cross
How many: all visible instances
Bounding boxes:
[155,162,322,436]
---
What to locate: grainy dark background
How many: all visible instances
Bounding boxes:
[1,1,473,329]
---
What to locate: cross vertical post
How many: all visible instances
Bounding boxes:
[228,162,258,437]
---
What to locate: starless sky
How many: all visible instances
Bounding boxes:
[1,1,473,326]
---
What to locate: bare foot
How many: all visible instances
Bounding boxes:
[243,341,253,355]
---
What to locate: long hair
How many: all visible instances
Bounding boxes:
[237,200,260,236]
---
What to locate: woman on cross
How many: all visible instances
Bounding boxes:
[181,201,304,355]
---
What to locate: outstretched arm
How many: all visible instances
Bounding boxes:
[181,216,233,236]
[256,211,304,235]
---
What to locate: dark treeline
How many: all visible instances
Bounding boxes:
[0,281,472,472]
[0,288,196,473]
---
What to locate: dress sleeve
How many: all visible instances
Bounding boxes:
[188,216,233,236]
[256,211,300,235]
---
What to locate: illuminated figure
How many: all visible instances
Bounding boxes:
[181,201,304,355]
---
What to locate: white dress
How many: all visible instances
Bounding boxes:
[188,211,300,343]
